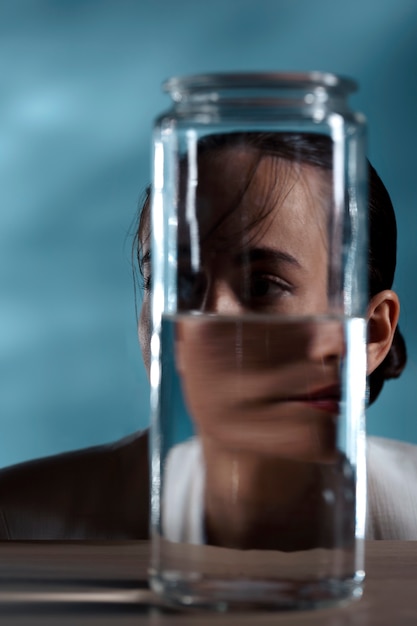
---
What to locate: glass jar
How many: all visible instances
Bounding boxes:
[148,72,367,610]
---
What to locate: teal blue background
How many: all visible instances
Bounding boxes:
[1,0,416,468]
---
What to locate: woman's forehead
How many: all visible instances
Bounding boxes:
[139,145,331,250]
[183,149,331,238]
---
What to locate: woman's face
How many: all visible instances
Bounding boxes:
[178,146,332,315]
[176,147,346,461]
[140,145,334,372]
[139,145,350,461]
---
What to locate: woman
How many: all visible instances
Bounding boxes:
[0,133,415,541]
[140,132,409,549]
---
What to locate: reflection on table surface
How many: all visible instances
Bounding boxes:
[0,541,415,625]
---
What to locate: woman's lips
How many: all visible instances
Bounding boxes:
[292,385,341,414]
[303,398,340,414]
[251,385,341,414]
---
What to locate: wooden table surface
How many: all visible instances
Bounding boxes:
[0,540,415,624]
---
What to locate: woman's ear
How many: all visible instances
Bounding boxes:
[367,290,400,375]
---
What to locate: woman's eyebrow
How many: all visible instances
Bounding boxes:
[233,247,301,268]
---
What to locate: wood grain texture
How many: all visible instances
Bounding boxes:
[0,541,415,625]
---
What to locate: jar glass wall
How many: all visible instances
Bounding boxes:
[148,72,367,610]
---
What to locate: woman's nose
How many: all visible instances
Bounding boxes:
[305,320,345,363]
[202,279,243,314]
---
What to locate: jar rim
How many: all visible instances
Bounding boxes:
[163,71,357,96]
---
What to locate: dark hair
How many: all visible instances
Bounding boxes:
[367,163,406,403]
[135,132,406,404]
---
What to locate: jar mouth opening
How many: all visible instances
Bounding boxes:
[163,71,357,97]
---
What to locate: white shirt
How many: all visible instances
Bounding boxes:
[162,436,417,543]
[367,436,417,539]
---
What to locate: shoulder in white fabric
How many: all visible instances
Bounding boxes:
[162,437,205,544]
[367,436,417,540]
[161,435,417,543]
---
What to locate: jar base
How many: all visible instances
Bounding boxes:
[150,571,364,612]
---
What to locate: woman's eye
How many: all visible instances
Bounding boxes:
[247,273,292,303]
[178,271,207,309]
[250,276,272,298]
[140,251,151,292]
